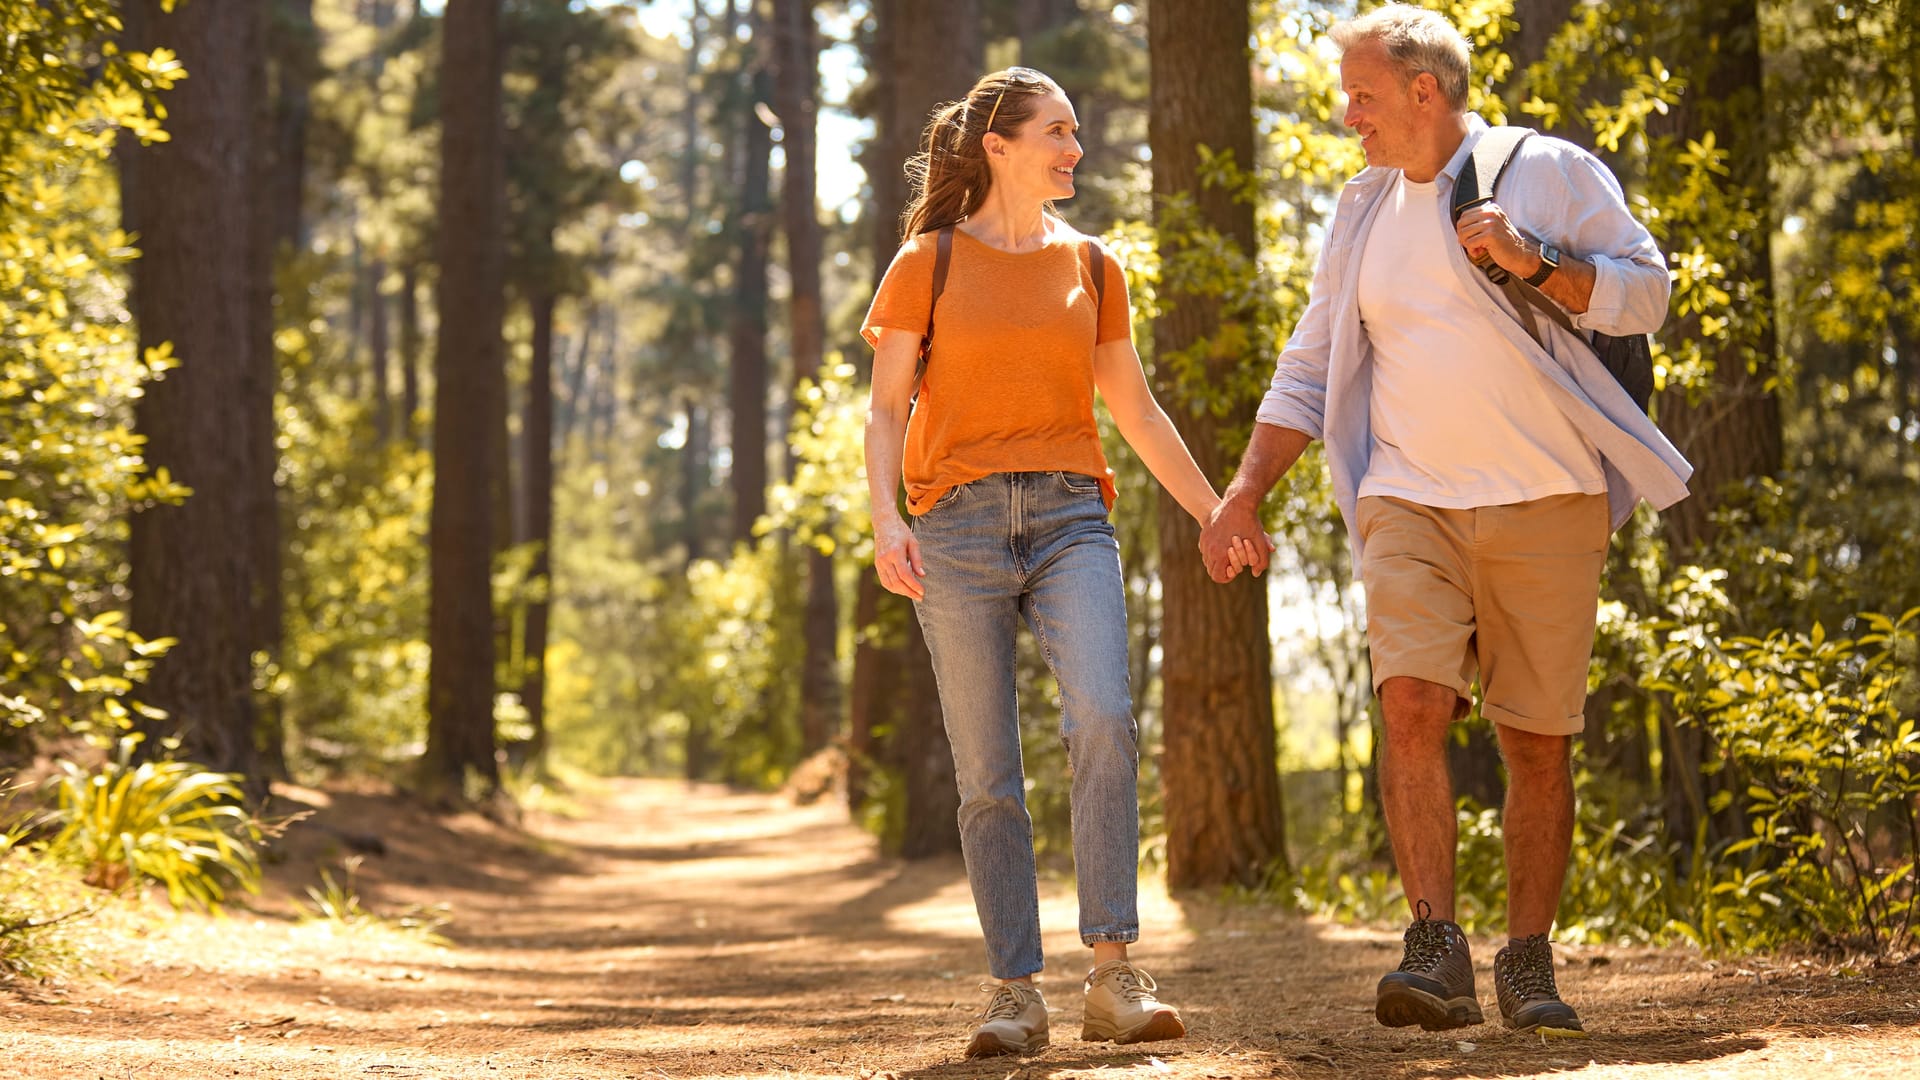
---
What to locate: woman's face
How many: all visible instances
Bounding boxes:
[987,89,1083,202]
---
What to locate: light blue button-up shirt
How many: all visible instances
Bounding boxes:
[1254,116,1693,561]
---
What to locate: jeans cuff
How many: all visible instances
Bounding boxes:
[1081,931,1139,945]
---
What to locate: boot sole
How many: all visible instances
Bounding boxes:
[1080,1010,1187,1045]
[964,1030,1049,1058]
[1375,984,1484,1031]
[1504,1015,1587,1038]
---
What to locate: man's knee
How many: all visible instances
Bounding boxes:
[1498,726,1571,780]
[1380,676,1461,749]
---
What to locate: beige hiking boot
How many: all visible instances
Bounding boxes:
[1080,960,1187,1044]
[965,981,1049,1058]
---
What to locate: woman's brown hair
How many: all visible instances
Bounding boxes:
[899,66,1064,239]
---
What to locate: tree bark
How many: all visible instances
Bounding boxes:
[773,0,839,756]
[729,10,774,544]
[1149,0,1288,888]
[1653,1,1781,556]
[844,0,980,857]
[120,0,269,786]
[1646,1,1778,853]
[370,259,392,444]
[400,263,422,442]
[425,0,506,801]
[522,290,556,762]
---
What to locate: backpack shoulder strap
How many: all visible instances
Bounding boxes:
[913,227,954,392]
[1085,238,1107,320]
[930,225,954,311]
[1450,126,1534,224]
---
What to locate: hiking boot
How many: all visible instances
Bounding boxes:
[1494,934,1586,1036]
[965,981,1049,1057]
[1375,900,1484,1031]
[1081,960,1187,1044]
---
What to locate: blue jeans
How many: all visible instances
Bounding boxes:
[911,470,1141,980]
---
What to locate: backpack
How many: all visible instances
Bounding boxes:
[1449,127,1657,412]
[911,225,1108,398]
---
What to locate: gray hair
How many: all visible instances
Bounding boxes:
[1330,3,1472,111]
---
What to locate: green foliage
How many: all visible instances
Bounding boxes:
[2,0,189,740]
[275,309,434,774]
[298,854,451,940]
[0,796,103,981]
[1635,601,1920,954]
[48,736,263,913]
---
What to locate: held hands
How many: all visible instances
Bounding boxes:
[1453,201,1535,279]
[1198,495,1276,584]
[872,513,926,600]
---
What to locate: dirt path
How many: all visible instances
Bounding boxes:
[3,778,1917,1079]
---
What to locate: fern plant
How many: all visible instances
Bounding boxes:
[50,736,263,912]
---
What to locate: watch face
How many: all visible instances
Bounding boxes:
[1541,243,1561,269]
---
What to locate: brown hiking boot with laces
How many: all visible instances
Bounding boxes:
[1494,934,1586,1036]
[1375,900,1484,1031]
[965,981,1049,1057]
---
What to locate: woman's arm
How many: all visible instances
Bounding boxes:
[863,327,925,600]
[1091,337,1220,525]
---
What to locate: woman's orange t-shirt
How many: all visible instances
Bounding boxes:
[861,226,1131,515]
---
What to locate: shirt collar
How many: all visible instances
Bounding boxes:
[1436,113,1491,185]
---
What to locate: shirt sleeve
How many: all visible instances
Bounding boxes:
[1517,140,1670,337]
[860,233,936,349]
[1255,208,1347,440]
[1094,241,1133,345]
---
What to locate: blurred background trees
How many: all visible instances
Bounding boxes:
[2,0,1915,955]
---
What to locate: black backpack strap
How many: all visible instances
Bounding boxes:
[912,226,955,396]
[1451,126,1534,285]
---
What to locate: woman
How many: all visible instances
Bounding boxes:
[861,67,1256,1058]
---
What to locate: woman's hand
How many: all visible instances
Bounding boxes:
[1219,531,1277,581]
[873,512,926,600]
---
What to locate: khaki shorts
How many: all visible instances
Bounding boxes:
[1356,492,1610,737]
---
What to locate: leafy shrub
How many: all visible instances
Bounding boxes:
[48,737,263,912]
[1641,606,1920,955]
[0,812,101,981]
[298,855,451,941]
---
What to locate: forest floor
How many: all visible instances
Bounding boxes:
[3,777,1918,1080]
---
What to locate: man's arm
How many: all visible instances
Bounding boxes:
[1199,422,1313,583]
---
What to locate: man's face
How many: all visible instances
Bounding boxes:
[1340,39,1423,171]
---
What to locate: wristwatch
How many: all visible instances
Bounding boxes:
[1525,241,1562,287]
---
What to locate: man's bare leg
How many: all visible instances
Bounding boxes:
[1497,725,1573,938]
[1378,676,1460,920]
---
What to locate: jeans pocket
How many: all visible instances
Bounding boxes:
[928,483,964,512]
[1056,471,1102,497]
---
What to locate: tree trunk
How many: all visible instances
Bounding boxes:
[522,290,556,763]
[266,0,315,255]
[729,12,774,543]
[1149,0,1288,888]
[370,259,392,444]
[400,263,422,442]
[425,0,506,801]
[1646,1,1778,853]
[843,0,980,857]
[120,0,268,786]
[773,0,839,756]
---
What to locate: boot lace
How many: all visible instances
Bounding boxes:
[1499,935,1561,1002]
[1096,962,1160,1002]
[979,981,1037,1021]
[1397,898,1454,974]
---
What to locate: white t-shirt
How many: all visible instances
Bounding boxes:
[1355,173,1605,507]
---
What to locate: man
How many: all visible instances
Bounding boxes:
[1201,4,1691,1036]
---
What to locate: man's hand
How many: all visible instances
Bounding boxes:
[1200,494,1269,583]
[873,513,925,600]
[1454,201,1537,280]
